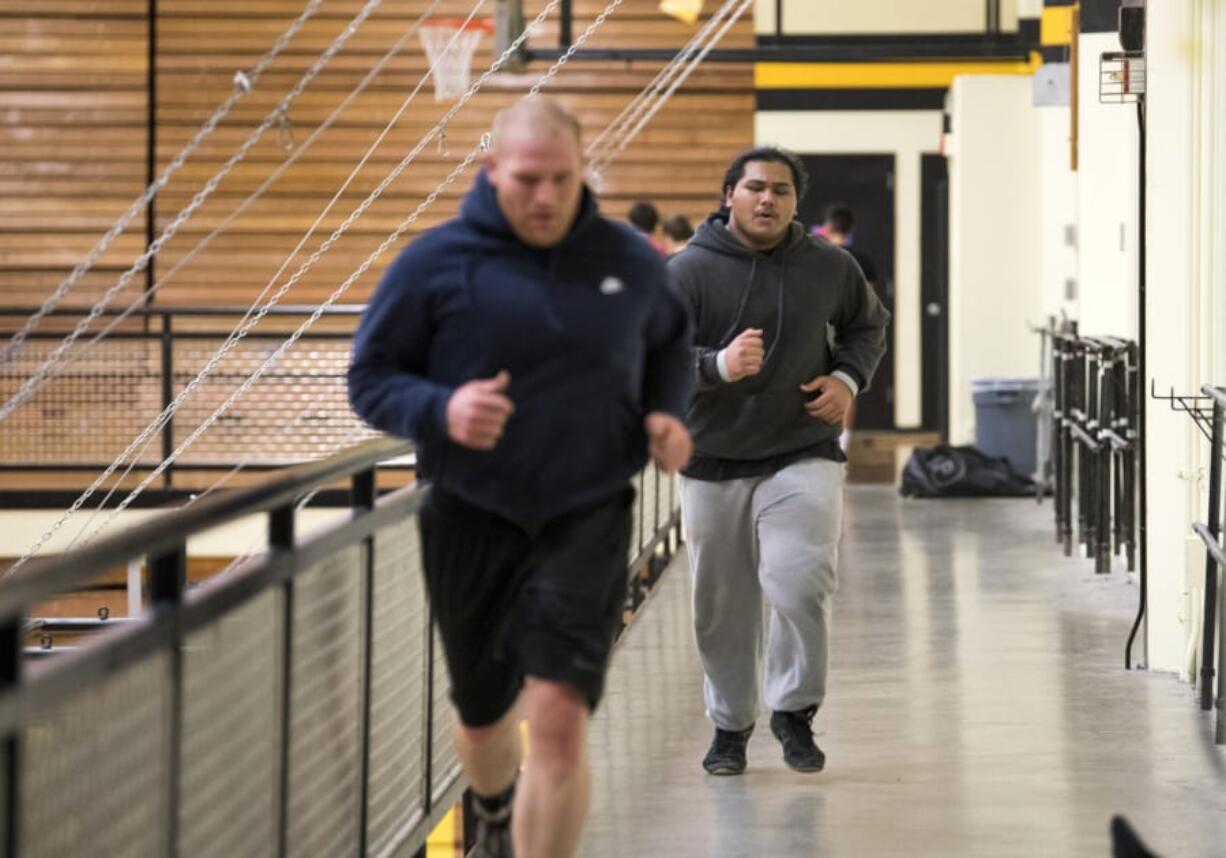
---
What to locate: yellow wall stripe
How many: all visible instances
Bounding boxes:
[755,53,1043,89]
[1041,5,1076,46]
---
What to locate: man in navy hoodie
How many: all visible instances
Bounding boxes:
[348,98,692,858]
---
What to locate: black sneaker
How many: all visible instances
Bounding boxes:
[702,725,754,775]
[466,793,514,858]
[769,706,825,772]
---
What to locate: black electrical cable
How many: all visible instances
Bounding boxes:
[1125,97,1147,670]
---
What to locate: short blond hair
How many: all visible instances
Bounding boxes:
[491,97,583,152]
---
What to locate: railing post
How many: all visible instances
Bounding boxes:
[422,606,440,845]
[353,467,376,855]
[1200,399,1223,711]
[149,541,186,858]
[271,504,295,858]
[1,616,22,858]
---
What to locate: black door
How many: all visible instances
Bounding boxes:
[920,154,950,439]
[797,154,896,430]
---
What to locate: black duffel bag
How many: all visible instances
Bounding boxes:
[899,444,1035,498]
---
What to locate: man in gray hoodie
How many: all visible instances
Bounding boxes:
[669,146,889,776]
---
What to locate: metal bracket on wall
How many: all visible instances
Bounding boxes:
[1150,381,1222,448]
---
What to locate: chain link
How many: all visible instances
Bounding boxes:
[74,0,638,551]
[595,0,752,171]
[13,0,670,566]
[585,0,738,164]
[0,0,384,423]
[49,0,454,385]
[10,1,567,569]
[0,0,325,365]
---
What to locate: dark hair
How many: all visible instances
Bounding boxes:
[661,214,693,242]
[823,204,855,235]
[627,201,660,234]
[721,146,809,205]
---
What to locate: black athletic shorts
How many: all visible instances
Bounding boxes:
[418,485,634,728]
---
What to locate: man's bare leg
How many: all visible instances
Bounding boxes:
[455,702,524,796]
[512,678,591,858]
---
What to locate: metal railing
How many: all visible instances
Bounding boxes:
[0,437,683,856]
[1191,385,1226,743]
[0,306,377,493]
[1051,330,1140,574]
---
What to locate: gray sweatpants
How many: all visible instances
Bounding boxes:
[680,458,844,732]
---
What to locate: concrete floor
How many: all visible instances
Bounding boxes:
[583,487,1226,858]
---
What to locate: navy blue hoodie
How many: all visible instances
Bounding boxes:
[348,170,692,530]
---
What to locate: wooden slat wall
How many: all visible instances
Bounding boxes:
[6,0,753,312]
[0,1,151,309]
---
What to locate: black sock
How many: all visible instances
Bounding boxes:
[472,781,515,824]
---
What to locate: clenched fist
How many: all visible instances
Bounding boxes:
[644,412,692,473]
[722,327,764,381]
[799,374,852,425]
[446,371,514,450]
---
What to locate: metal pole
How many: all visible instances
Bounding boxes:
[559,0,572,48]
[145,0,157,306]
[161,312,174,489]
[149,542,186,858]
[272,504,296,858]
[1096,353,1113,574]
[1,618,22,858]
[1053,334,1065,542]
[1060,340,1075,555]
[1199,401,1223,710]
[1126,344,1138,571]
[353,468,376,854]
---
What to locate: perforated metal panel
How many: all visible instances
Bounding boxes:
[285,545,365,858]
[179,590,282,858]
[430,625,460,801]
[0,329,377,469]
[643,465,659,538]
[21,652,171,857]
[629,470,644,561]
[173,339,377,465]
[0,339,164,466]
[366,518,429,855]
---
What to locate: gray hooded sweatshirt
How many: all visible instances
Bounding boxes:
[669,214,890,480]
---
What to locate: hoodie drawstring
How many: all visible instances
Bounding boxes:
[721,252,787,373]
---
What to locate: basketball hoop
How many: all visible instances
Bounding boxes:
[418,18,494,102]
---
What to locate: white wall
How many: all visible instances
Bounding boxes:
[1140,0,1226,674]
[755,0,1029,35]
[1036,103,1078,319]
[1075,32,1140,337]
[756,110,943,429]
[946,75,1041,444]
